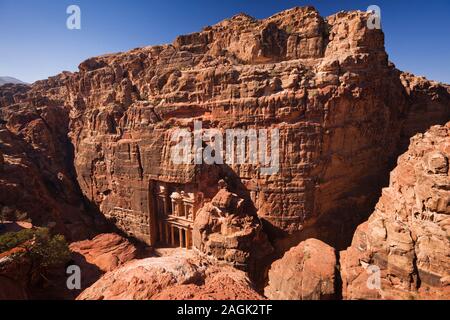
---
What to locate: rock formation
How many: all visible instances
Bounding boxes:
[340,123,450,300]
[0,6,449,299]
[64,233,139,298]
[70,233,138,272]
[193,187,273,276]
[265,238,337,300]
[0,247,29,300]
[77,250,262,300]
[0,82,104,241]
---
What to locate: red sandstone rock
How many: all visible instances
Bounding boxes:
[60,7,449,255]
[340,123,450,300]
[0,247,30,300]
[265,238,337,300]
[193,188,273,275]
[0,101,103,241]
[69,233,138,272]
[154,267,264,300]
[77,250,261,300]
[0,6,449,289]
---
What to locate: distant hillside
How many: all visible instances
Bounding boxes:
[0,76,27,85]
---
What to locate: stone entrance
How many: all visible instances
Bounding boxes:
[150,180,203,249]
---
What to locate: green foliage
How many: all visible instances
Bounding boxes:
[0,227,71,286]
[0,228,36,254]
[28,233,71,268]
[0,227,71,269]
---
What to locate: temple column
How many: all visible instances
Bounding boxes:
[179,228,184,248]
[171,226,175,246]
[158,221,163,242]
[185,229,191,249]
[165,223,169,244]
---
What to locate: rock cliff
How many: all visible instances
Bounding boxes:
[265,238,337,300]
[340,123,450,300]
[0,6,449,285]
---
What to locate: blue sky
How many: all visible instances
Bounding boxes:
[1,0,449,84]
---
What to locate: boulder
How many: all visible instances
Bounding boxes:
[340,123,450,300]
[265,239,337,300]
[77,251,262,300]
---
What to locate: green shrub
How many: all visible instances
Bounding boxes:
[0,227,70,270]
[28,232,71,269]
[1,227,71,285]
[0,228,37,254]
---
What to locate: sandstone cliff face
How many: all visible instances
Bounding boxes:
[340,123,450,300]
[59,7,450,253]
[0,82,103,240]
[193,188,273,276]
[1,6,449,273]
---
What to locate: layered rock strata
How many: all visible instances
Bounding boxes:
[0,6,449,271]
[340,123,450,300]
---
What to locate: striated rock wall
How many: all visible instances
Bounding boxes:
[77,250,263,300]
[340,123,450,300]
[0,6,449,270]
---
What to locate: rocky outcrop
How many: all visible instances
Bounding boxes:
[77,250,262,300]
[65,233,139,297]
[0,248,29,300]
[153,267,264,300]
[70,233,138,272]
[0,91,104,241]
[265,238,337,300]
[193,187,273,275]
[0,6,449,272]
[340,123,450,300]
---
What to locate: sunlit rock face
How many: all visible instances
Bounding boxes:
[0,6,449,273]
[340,123,450,300]
[76,250,264,300]
[265,238,338,300]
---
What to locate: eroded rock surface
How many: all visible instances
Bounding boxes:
[0,248,29,300]
[193,187,273,275]
[340,123,450,300]
[265,238,337,300]
[0,83,104,240]
[77,250,262,300]
[70,233,138,272]
[0,6,449,273]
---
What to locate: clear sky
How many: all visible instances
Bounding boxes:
[1,0,449,84]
